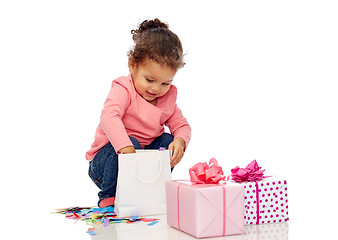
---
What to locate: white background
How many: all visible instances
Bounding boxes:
[1,0,337,239]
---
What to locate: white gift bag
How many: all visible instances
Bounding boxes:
[115,150,171,217]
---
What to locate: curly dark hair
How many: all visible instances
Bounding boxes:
[128,18,185,70]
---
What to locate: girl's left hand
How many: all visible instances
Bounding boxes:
[168,137,186,168]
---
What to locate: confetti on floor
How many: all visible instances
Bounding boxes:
[53,206,160,235]
[86,228,96,235]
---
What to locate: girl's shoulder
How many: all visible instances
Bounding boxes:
[111,75,136,95]
[112,74,133,88]
[159,84,177,107]
[167,84,177,97]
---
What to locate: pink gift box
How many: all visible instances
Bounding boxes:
[166,180,244,238]
[238,177,289,225]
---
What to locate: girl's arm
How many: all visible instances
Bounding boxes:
[100,83,134,153]
[165,105,191,148]
[165,105,191,167]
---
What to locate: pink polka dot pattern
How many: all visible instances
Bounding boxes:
[242,177,289,225]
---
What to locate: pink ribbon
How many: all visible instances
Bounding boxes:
[222,186,226,236]
[189,158,226,184]
[231,160,268,224]
[230,160,266,182]
[177,183,182,230]
[255,181,260,224]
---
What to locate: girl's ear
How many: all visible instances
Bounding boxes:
[128,57,136,74]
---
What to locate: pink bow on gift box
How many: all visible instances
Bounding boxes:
[231,160,266,182]
[189,158,226,184]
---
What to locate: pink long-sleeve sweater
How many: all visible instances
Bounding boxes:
[85,74,191,161]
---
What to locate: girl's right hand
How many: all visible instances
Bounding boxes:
[118,146,136,154]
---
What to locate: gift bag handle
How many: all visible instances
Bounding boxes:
[133,157,163,184]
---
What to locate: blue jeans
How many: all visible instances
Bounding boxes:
[88,133,174,207]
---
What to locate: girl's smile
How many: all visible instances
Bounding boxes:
[129,59,177,105]
[146,91,158,98]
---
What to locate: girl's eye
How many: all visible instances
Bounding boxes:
[146,78,154,83]
[162,83,170,86]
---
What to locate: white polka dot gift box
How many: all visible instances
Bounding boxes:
[231,160,289,225]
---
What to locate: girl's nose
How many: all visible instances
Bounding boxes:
[151,84,161,93]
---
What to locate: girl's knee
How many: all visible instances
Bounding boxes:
[153,133,174,149]
[162,133,174,143]
[129,136,142,149]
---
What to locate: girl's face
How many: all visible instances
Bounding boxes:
[129,59,177,104]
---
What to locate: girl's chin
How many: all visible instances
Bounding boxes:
[142,95,154,102]
[144,92,158,100]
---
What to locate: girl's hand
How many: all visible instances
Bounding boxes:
[168,137,186,168]
[118,146,136,154]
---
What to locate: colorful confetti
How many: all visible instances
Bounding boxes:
[86,228,96,235]
[147,220,159,226]
[53,206,159,235]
